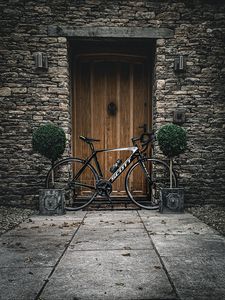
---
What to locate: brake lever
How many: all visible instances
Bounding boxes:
[131,136,140,146]
[141,132,155,147]
[132,136,140,142]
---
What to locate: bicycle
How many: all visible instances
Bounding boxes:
[45,133,177,211]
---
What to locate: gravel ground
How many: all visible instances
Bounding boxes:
[186,205,225,237]
[0,206,37,235]
[0,205,225,237]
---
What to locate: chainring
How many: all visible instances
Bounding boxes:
[96,179,112,196]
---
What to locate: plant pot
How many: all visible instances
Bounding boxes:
[159,188,184,213]
[39,189,65,215]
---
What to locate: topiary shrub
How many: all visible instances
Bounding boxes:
[32,123,66,166]
[157,123,187,158]
[157,124,187,187]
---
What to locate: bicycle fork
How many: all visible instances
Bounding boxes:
[139,159,158,201]
[140,160,158,199]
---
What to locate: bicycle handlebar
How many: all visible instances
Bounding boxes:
[131,132,155,149]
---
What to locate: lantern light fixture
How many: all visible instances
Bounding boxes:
[174,55,185,72]
[34,52,48,70]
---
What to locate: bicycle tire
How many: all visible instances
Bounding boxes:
[125,158,177,210]
[45,157,99,211]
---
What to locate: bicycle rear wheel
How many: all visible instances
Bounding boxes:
[125,158,177,210]
[46,158,98,211]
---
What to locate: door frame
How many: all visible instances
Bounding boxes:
[70,39,155,197]
[70,38,155,156]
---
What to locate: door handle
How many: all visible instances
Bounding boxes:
[139,123,147,133]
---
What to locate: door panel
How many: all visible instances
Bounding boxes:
[73,54,151,196]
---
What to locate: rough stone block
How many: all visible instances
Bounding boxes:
[0,87,11,96]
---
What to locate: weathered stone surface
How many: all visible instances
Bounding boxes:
[48,25,174,38]
[69,227,153,250]
[161,256,225,300]
[151,233,225,257]
[1,210,225,299]
[0,87,11,96]
[0,267,51,300]
[80,210,143,229]
[0,234,69,267]
[41,249,175,300]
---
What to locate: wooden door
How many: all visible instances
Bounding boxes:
[73,54,151,196]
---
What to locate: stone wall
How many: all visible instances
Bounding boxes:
[0,0,225,207]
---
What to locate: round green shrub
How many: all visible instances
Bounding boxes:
[157,124,187,158]
[32,123,66,163]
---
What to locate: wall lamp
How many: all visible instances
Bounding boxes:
[174,55,185,72]
[34,52,48,70]
[173,109,186,125]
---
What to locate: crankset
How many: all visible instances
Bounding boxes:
[96,179,112,197]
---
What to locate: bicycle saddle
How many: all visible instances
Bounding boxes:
[79,135,100,143]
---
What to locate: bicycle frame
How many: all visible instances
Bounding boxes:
[74,146,142,184]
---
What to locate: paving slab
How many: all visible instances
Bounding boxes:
[81,210,144,229]
[4,218,84,237]
[139,211,217,235]
[1,209,225,300]
[151,233,225,257]
[69,227,153,250]
[0,267,51,300]
[29,211,86,221]
[41,249,176,300]
[139,211,225,300]
[0,234,71,251]
[161,256,225,300]
[0,234,70,267]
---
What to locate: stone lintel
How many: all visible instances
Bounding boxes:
[48,26,174,39]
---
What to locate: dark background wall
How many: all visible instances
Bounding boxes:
[0,0,225,207]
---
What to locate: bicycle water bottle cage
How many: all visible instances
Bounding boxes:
[110,159,122,173]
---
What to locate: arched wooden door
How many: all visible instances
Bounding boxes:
[73,54,151,197]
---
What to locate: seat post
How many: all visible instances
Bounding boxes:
[89,142,95,154]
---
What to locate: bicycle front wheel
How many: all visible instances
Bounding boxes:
[125,158,177,210]
[46,158,98,211]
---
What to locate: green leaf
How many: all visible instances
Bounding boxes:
[157,124,187,158]
[32,123,66,163]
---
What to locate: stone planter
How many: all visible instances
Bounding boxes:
[39,189,65,215]
[159,188,184,213]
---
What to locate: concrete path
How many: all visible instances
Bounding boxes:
[0,210,225,300]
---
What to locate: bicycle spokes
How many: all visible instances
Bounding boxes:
[46,158,98,210]
[126,158,176,209]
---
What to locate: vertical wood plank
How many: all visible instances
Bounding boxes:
[92,61,106,176]
[74,60,91,160]
[105,62,118,181]
[117,62,132,193]
[133,62,147,193]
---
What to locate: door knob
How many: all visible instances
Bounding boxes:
[107,102,117,116]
